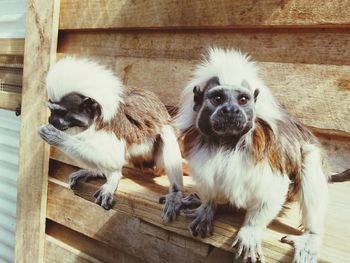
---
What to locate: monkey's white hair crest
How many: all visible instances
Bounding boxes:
[176,47,283,131]
[46,57,124,123]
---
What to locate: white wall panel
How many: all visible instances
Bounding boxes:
[0,109,20,263]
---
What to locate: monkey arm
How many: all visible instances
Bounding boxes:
[232,198,286,262]
[38,124,125,171]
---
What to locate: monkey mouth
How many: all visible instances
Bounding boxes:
[212,119,245,134]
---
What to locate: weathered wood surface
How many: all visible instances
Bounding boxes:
[47,160,350,263]
[0,67,23,88]
[58,29,350,66]
[0,91,22,111]
[46,221,139,263]
[45,235,104,263]
[55,53,350,134]
[59,0,350,30]
[14,0,60,262]
[0,39,25,55]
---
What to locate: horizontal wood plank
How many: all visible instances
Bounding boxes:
[47,175,235,262]
[0,55,23,68]
[59,0,350,30]
[45,235,103,263]
[0,39,25,55]
[46,221,140,263]
[0,67,23,87]
[47,161,350,262]
[58,29,350,66]
[56,54,350,134]
[0,91,22,111]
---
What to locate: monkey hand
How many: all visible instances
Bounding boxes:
[182,203,215,238]
[232,226,265,263]
[38,124,68,146]
[159,191,182,222]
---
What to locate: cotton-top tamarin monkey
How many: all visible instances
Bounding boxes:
[38,57,184,222]
[176,48,329,262]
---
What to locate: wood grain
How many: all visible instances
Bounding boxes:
[56,54,350,134]
[0,39,25,55]
[46,221,140,263]
[47,178,235,262]
[58,29,350,66]
[14,0,60,263]
[47,161,350,262]
[45,235,103,263]
[59,0,350,30]
[0,91,21,111]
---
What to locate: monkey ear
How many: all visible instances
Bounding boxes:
[254,89,260,102]
[80,98,101,115]
[193,85,203,111]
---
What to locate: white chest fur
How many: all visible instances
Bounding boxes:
[188,146,290,208]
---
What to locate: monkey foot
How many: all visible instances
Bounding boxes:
[232,226,265,263]
[69,169,103,190]
[182,204,215,238]
[180,192,202,209]
[281,232,320,263]
[94,186,115,210]
[159,191,182,222]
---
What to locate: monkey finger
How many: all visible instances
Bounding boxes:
[235,243,244,260]
[181,207,201,218]
[159,196,166,204]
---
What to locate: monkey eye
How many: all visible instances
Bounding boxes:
[238,95,249,106]
[210,95,224,106]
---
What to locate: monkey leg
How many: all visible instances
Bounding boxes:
[281,145,327,263]
[182,202,216,238]
[156,125,185,222]
[69,169,103,190]
[232,198,286,263]
[281,232,319,263]
[94,170,122,210]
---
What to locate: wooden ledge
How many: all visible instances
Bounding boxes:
[48,149,350,262]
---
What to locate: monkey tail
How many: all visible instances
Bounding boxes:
[330,169,350,183]
[156,125,184,191]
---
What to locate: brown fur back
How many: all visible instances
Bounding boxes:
[97,88,171,145]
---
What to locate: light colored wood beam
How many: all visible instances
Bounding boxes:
[14,0,60,262]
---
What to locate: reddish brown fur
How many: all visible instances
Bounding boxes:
[96,88,171,145]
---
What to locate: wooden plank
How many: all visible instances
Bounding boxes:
[58,29,350,66]
[46,178,235,262]
[0,55,23,68]
[0,39,25,55]
[45,235,103,263]
[14,0,60,263]
[0,91,21,111]
[56,54,350,134]
[0,67,23,87]
[59,0,350,30]
[47,161,350,262]
[46,221,140,263]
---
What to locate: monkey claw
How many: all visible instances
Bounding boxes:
[159,191,183,222]
[182,203,215,238]
[94,186,115,210]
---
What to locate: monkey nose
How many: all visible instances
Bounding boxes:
[220,105,239,115]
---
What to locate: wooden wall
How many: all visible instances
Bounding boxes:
[0,39,23,111]
[16,1,350,263]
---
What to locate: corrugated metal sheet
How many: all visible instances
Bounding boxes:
[0,0,26,38]
[0,109,20,263]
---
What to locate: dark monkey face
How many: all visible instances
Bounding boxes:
[194,77,259,138]
[47,93,101,131]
